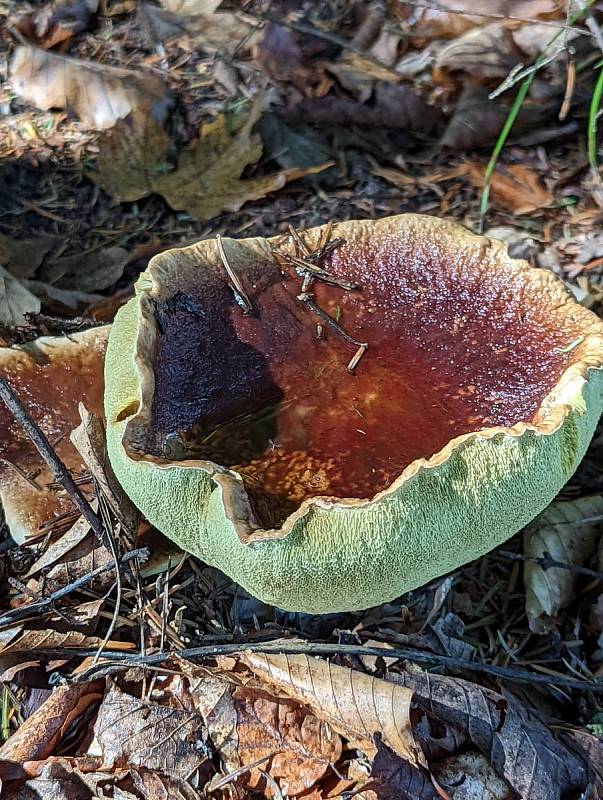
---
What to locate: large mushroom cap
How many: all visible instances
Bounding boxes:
[0,327,109,542]
[104,215,603,613]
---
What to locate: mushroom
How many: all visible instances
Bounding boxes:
[103,215,603,613]
[0,327,108,542]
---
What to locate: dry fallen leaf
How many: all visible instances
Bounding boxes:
[70,405,139,532]
[0,266,41,326]
[392,670,590,800]
[161,0,223,12]
[10,46,171,130]
[189,672,342,797]
[93,101,332,220]
[433,750,514,800]
[241,652,420,765]
[466,163,553,213]
[368,739,441,800]
[523,495,603,632]
[24,512,93,579]
[35,246,129,293]
[440,85,546,150]
[408,1,564,43]
[93,681,208,780]
[434,22,566,86]
[13,0,99,49]
[0,682,103,769]
[143,3,259,52]
[0,233,56,280]
[0,626,132,680]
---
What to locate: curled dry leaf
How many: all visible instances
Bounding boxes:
[93,101,332,220]
[434,22,568,86]
[0,681,103,770]
[10,46,170,130]
[70,405,139,533]
[241,653,420,765]
[0,326,108,544]
[404,0,563,42]
[161,0,223,13]
[0,266,41,326]
[391,669,590,800]
[523,495,603,632]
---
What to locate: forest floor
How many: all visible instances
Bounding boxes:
[0,1,603,798]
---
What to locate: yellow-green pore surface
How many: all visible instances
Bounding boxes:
[104,215,603,613]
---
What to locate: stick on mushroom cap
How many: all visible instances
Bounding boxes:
[103,215,603,613]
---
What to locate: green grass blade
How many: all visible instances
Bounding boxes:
[479,0,597,225]
[588,63,603,172]
[479,74,535,223]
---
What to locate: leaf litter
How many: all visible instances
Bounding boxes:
[93,98,333,220]
[0,0,603,797]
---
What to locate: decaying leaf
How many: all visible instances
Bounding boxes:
[289,82,442,133]
[10,46,171,129]
[143,2,259,51]
[70,405,139,533]
[13,0,99,49]
[241,653,420,765]
[191,672,342,797]
[406,0,563,42]
[467,163,553,213]
[0,233,56,280]
[523,496,603,632]
[368,739,441,800]
[0,266,41,326]
[433,750,514,799]
[93,101,331,220]
[161,0,223,13]
[434,22,567,86]
[34,246,129,293]
[440,85,546,150]
[94,681,208,779]
[0,682,103,769]
[391,670,590,800]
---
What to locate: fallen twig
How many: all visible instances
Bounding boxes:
[0,547,149,631]
[46,640,603,692]
[499,549,603,580]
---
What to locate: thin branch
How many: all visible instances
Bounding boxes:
[253,11,401,75]
[498,549,603,580]
[399,0,592,36]
[0,548,149,631]
[216,234,254,315]
[48,640,603,692]
[0,378,106,544]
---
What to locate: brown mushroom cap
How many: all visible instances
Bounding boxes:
[0,328,108,543]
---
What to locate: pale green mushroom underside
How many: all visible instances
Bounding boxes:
[104,216,603,613]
